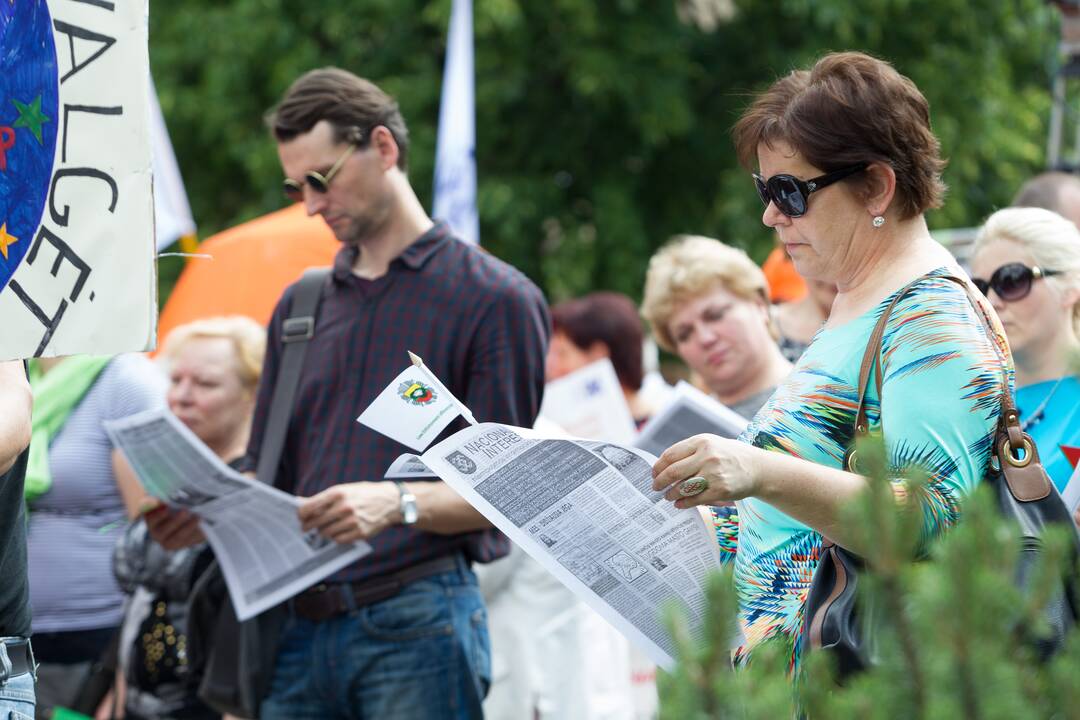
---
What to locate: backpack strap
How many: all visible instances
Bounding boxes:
[255,267,331,487]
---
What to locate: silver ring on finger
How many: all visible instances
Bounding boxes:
[678,476,708,498]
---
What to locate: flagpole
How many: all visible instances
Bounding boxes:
[408,351,478,426]
[432,0,479,245]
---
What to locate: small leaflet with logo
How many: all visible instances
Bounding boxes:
[356,364,463,451]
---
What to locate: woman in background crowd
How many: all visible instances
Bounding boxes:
[970,207,1080,492]
[105,316,266,720]
[26,353,164,719]
[546,291,653,427]
[773,276,837,362]
[641,234,792,419]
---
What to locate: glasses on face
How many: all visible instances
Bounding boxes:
[752,163,868,218]
[972,262,1061,302]
[282,142,358,202]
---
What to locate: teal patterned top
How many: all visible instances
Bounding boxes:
[713,270,1010,669]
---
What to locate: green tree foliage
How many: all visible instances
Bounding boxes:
[661,436,1080,718]
[151,0,1057,304]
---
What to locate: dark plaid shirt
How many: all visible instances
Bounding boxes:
[246,222,550,583]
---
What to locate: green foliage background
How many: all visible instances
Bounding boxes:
[151,0,1059,305]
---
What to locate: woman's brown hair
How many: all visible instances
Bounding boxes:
[733,52,946,219]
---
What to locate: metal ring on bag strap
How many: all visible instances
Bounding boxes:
[999,436,1034,469]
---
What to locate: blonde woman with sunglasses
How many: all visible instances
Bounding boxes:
[970,206,1080,492]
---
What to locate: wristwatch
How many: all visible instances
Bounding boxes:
[394,481,418,525]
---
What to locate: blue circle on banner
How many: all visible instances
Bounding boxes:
[0,0,59,293]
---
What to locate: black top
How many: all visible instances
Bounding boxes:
[0,443,30,637]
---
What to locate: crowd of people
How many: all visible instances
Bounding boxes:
[1,49,1079,720]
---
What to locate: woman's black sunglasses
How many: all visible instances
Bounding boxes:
[753,163,868,218]
[972,262,1061,302]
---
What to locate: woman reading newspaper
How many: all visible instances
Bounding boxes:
[650,52,1009,672]
[104,316,266,719]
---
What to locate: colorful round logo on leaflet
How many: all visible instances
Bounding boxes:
[0,1,60,294]
[398,380,437,406]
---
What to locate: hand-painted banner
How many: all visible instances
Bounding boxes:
[0,0,155,359]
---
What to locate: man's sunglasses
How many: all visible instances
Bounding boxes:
[972,262,1061,302]
[753,163,868,218]
[282,141,358,202]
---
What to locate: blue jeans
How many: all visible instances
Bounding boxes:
[261,557,490,720]
[0,670,35,720]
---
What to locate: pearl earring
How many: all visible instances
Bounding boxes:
[872,215,886,228]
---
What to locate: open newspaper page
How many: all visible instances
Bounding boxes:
[106,408,371,620]
[421,422,719,669]
[635,380,748,458]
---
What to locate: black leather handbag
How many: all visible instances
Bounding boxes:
[800,274,1080,677]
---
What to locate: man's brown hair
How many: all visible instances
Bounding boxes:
[732,52,946,219]
[267,67,410,171]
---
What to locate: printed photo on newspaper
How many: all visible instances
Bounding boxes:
[106,408,371,620]
[635,380,748,459]
[420,422,720,669]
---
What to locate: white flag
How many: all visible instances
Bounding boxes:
[432,0,478,245]
[357,367,463,451]
[149,77,196,250]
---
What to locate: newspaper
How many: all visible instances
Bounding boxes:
[106,408,371,620]
[635,380,748,458]
[421,422,719,669]
[1062,462,1080,521]
[539,359,637,445]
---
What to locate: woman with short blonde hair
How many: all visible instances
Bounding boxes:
[642,234,791,419]
[110,315,268,719]
[160,315,267,391]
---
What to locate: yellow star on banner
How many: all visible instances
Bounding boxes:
[0,223,19,260]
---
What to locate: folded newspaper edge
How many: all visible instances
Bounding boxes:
[634,380,748,458]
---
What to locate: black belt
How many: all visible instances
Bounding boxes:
[293,555,462,622]
[0,638,33,681]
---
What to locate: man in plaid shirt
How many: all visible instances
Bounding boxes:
[151,68,549,719]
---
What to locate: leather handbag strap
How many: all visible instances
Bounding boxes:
[848,271,1050,502]
[255,267,331,488]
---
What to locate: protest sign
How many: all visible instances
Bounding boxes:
[0,0,156,359]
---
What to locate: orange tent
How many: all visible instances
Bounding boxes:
[157,204,340,345]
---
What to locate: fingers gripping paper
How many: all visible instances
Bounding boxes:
[0,1,156,359]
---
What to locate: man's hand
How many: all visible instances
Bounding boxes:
[143,499,206,550]
[298,482,401,544]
